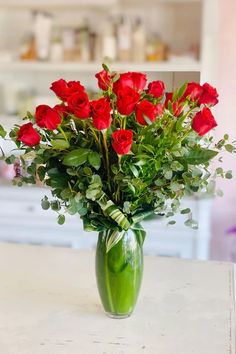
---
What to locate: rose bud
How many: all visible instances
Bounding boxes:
[135,100,158,126]
[165,93,183,117]
[67,91,91,119]
[198,83,219,106]
[35,105,62,130]
[113,72,147,94]
[116,87,140,116]
[91,97,112,130]
[95,70,112,91]
[112,129,133,155]
[183,82,203,102]
[54,104,72,118]
[17,122,41,146]
[192,107,217,136]
[50,79,85,101]
[147,80,165,98]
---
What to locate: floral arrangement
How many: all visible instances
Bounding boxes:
[0,64,235,251]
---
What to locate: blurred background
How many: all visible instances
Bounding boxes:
[0,0,235,261]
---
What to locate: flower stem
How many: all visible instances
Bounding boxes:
[102,130,111,193]
[58,125,68,143]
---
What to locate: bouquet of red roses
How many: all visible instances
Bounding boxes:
[0,64,234,250]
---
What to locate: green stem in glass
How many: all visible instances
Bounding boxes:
[96,229,143,319]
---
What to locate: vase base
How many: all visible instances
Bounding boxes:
[105,312,132,319]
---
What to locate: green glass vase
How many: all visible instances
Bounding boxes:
[95,229,143,319]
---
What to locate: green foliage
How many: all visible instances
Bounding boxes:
[0,124,7,139]
[1,67,235,252]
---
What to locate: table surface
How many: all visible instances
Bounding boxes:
[0,243,235,354]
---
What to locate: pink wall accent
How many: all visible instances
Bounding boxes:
[211,0,236,260]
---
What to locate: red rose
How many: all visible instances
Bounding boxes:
[91,98,112,130]
[67,91,90,119]
[35,105,62,130]
[113,72,147,94]
[54,104,71,117]
[192,107,217,136]
[147,80,165,98]
[183,82,203,102]
[50,79,85,101]
[165,93,183,117]
[95,70,112,91]
[116,87,140,115]
[198,83,219,106]
[112,129,133,155]
[135,100,158,126]
[17,122,41,147]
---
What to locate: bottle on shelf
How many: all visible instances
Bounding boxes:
[117,16,132,62]
[146,33,167,62]
[101,18,117,62]
[79,19,91,62]
[34,11,53,61]
[132,17,146,62]
[20,33,37,61]
[50,27,63,62]
[62,27,76,61]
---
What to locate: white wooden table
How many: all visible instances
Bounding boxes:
[0,243,235,354]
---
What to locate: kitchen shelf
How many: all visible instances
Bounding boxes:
[0,0,119,9]
[0,0,201,9]
[0,60,201,73]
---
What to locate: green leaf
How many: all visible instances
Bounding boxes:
[51,139,70,150]
[112,73,120,83]
[225,144,234,153]
[50,200,61,211]
[175,115,186,132]
[97,193,131,230]
[132,210,154,224]
[41,196,50,210]
[225,170,233,179]
[102,63,110,72]
[132,223,146,246]
[143,115,154,126]
[177,82,187,100]
[60,188,73,199]
[184,148,218,165]
[5,155,16,164]
[88,151,101,170]
[57,214,65,225]
[170,181,183,192]
[67,198,83,215]
[224,134,229,140]
[216,167,224,175]
[0,124,7,138]
[62,148,90,167]
[181,208,191,215]
[168,220,176,225]
[106,230,125,253]
[128,182,136,194]
[192,166,203,177]
[130,165,139,177]
[164,169,173,180]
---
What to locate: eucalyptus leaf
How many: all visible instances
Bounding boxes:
[57,214,65,225]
